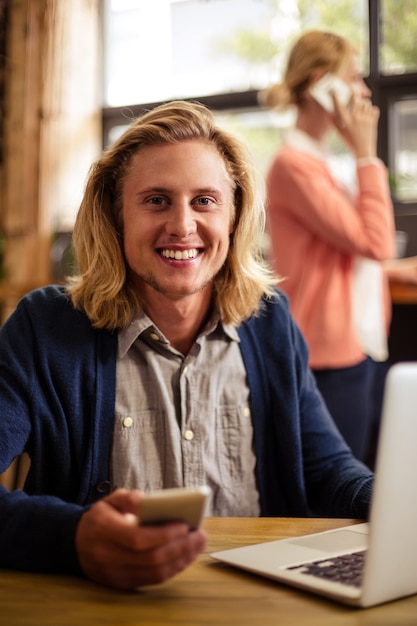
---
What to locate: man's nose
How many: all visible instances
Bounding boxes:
[166,202,197,237]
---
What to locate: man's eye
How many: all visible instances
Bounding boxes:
[196,197,212,206]
[148,197,165,205]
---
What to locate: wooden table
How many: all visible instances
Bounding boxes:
[1,517,416,625]
[389,279,417,304]
[388,279,417,363]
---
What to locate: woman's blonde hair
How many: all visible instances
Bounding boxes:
[261,30,355,110]
[67,100,278,330]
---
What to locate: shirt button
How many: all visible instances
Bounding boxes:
[243,407,251,418]
[123,416,133,428]
[150,332,160,341]
[96,481,111,494]
[184,429,194,441]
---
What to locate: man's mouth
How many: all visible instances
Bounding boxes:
[160,248,200,260]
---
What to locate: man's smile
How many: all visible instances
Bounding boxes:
[160,248,200,260]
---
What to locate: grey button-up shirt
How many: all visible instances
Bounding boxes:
[111,311,260,516]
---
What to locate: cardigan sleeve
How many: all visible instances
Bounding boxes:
[0,286,116,575]
[0,487,85,575]
[239,292,374,518]
[298,365,374,517]
[0,288,83,574]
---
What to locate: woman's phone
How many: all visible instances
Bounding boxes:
[309,73,352,113]
[137,486,211,529]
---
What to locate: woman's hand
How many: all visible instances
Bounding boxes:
[383,256,417,285]
[332,92,380,159]
[75,488,207,590]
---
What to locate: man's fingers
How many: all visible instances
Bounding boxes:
[77,522,207,590]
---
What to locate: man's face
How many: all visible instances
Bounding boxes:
[122,139,235,305]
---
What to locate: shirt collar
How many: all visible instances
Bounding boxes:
[118,310,239,358]
[284,127,330,162]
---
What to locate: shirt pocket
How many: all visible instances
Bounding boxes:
[111,409,166,491]
[215,403,256,489]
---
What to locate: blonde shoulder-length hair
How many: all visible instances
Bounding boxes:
[67,100,279,330]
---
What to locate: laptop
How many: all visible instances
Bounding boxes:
[211,362,417,608]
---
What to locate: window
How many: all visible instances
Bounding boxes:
[380,0,417,75]
[391,98,417,203]
[103,0,280,107]
[103,0,417,222]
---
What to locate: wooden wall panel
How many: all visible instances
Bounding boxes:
[3,0,41,237]
[0,0,101,323]
[0,0,101,486]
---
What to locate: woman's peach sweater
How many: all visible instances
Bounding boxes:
[266,133,396,369]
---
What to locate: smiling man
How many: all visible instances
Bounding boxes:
[0,101,374,591]
[122,140,235,354]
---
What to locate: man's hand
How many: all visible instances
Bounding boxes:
[75,488,207,590]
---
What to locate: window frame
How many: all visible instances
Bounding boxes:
[102,0,417,219]
[367,0,417,217]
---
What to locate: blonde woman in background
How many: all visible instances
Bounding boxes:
[263,30,396,467]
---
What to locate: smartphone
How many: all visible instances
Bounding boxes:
[137,486,212,529]
[309,73,351,113]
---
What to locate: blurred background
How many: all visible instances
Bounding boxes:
[1,0,416,331]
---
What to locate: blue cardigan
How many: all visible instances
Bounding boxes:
[0,286,373,575]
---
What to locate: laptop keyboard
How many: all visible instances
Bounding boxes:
[286,550,366,587]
